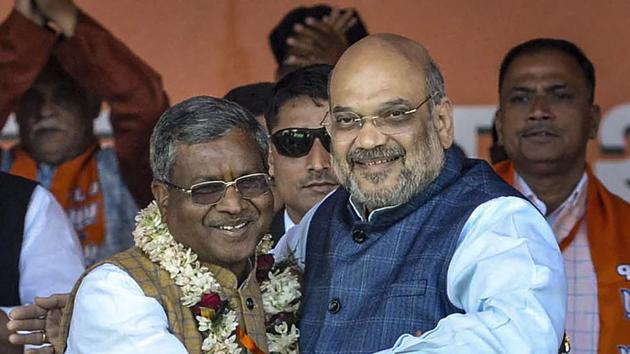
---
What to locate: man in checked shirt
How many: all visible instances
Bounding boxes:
[494,38,630,354]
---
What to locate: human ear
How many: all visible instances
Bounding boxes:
[494,109,505,145]
[588,104,601,139]
[433,96,454,149]
[151,180,169,217]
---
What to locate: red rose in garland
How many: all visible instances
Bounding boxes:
[256,254,275,282]
[192,292,225,319]
[200,292,223,311]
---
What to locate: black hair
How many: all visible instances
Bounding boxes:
[498,38,595,103]
[32,57,102,119]
[223,82,275,117]
[269,5,368,65]
[265,64,332,131]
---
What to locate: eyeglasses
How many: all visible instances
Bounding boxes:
[321,92,438,141]
[161,172,271,205]
[270,127,331,158]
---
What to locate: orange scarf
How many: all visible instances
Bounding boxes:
[494,160,630,353]
[9,144,105,249]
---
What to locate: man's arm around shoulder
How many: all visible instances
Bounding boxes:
[64,263,188,354]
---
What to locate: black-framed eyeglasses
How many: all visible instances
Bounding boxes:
[161,172,271,205]
[270,127,331,158]
[320,92,438,141]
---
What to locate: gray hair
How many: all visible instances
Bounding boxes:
[424,58,446,114]
[149,96,269,182]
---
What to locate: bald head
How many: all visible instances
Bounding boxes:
[333,33,430,82]
[330,34,445,116]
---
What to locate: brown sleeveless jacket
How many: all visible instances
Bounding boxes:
[56,247,204,353]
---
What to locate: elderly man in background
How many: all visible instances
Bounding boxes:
[494,38,630,353]
[275,33,567,353]
[0,0,167,265]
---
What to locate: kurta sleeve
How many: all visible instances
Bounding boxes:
[65,264,188,354]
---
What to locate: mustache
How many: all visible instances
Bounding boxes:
[347,145,406,164]
[206,210,259,227]
[299,171,338,187]
[518,123,562,137]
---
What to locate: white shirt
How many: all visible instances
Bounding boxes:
[64,264,189,354]
[274,194,567,354]
[0,186,85,315]
[283,209,295,233]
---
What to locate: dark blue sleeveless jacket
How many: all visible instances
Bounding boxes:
[300,149,522,353]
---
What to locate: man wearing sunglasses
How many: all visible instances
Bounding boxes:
[274,34,567,353]
[265,64,338,242]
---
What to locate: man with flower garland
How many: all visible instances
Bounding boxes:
[274,34,567,353]
[55,96,301,354]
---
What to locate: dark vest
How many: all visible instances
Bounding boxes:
[300,149,522,353]
[0,172,38,306]
[270,208,286,245]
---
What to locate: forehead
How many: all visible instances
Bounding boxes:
[274,95,328,131]
[171,128,264,184]
[501,49,589,91]
[330,50,426,111]
[26,76,86,102]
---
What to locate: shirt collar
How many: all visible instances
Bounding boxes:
[283,209,296,233]
[348,195,401,222]
[514,171,588,221]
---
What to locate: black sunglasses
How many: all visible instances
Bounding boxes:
[270,127,331,158]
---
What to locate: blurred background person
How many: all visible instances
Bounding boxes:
[0,0,168,265]
[269,4,368,79]
[224,82,275,134]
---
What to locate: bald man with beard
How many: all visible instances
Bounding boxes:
[274,34,567,353]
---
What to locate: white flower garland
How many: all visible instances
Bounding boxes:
[133,202,300,353]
